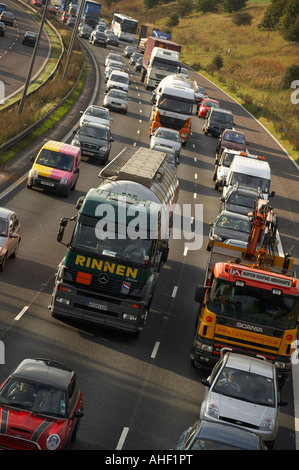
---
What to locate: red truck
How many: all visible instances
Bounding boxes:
[140,36,182,90]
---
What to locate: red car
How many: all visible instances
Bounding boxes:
[31,0,42,6]
[61,12,70,23]
[47,5,57,15]
[216,129,247,157]
[0,358,84,450]
[198,98,220,118]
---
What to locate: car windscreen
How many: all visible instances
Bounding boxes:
[0,378,67,417]
[211,112,233,123]
[231,172,270,193]
[111,74,128,83]
[79,125,109,140]
[85,108,108,119]
[223,132,245,143]
[36,149,74,172]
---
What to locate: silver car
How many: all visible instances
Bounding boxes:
[79,105,112,127]
[0,207,21,271]
[150,127,182,160]
[199,352,287,449]
[103,89,129,114]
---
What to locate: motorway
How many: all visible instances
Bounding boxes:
[0,9,299,451]
[0,0,49,100]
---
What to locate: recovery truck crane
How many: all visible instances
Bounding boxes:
[190,198,299,386]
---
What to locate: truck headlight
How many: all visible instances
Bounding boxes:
[31,169,38,178]
[100,146,108,151]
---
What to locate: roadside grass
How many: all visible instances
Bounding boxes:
[102,1,299,163]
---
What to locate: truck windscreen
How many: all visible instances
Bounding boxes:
[207,279,298,330]
[152,59,178,73]
[158,95,193,115]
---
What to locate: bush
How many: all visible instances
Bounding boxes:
[212,54,223,69]
[165,13,179,29]
[232,12,253,26]
[281,64,299,89]
[222,0,248,13]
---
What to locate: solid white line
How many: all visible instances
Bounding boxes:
[151,342,160,359]
[171,286,178,298]
[15,306,29,321]
[116,427,129,450]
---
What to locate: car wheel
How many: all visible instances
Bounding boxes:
[11,241,20,258]
[0,254,7,271]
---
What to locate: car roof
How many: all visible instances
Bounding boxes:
[197,420,261,449]
[11,358,74,389]
[224,353,274,378]
[81,122,108,129]
[110,70,128,77]
[0,207,14,219]
[85,105,108,112]
[211,108,232,115]
[218,209,250,220]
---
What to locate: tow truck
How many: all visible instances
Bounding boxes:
[190,199,299,386]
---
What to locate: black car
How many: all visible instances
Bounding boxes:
[207,209,251,250]
[134,56,143,72]
[123,45,137,58]
[0,20,5,36]
[0,11,13,26]
[22,31,37,46]
[203,108,235,137]
[72,122,113,163]
[89,30,107,47]
[107,33,119,46]
[176,419,265,450]
[129,52,143,65]
[220,184,263,215]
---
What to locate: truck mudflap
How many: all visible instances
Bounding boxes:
[50,279,150,334]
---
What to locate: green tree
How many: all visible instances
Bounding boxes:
[165,13,179,29]
[222,0,247,13]
[194,0,220,12]
[174,0,195,18]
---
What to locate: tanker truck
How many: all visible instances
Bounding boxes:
[49,146,179,334]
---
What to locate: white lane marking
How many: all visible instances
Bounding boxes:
[183,247,188,256]
[116,427,129,450]
[171,286,178,298]
[151,341,160,359]
[15,306,29,321]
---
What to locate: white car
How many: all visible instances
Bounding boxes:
[106,71,129,92]
[150,127,182,160]
[199,352,287,449]
[103,89,129,114]
[105,61,123,74]
[79,105,112,127]
[105,53,123,67]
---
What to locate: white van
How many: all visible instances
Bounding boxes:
[223,155,273,199]
[106,71,129,92]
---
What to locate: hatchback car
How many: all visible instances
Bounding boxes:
[0,207,21,271]
[72,122,113,163]
[176,419,265,450]
[0,20,5,36]
[0,358,84,450]
[129,52,143,65]
[89,30,107,47]
[0,11,13,26]
[105,52,122,66]
[106,70,129,92]
[220,184,263,215]
[78,24,92,38]
[106,33,119,46]
[103,88,129,114]
[198,98,220,118]
[105,65,123,82]
[203,108,235,137]
[150,127,182,160]
[213,149,246,189]
[207,209,251,250]
[22,31,37,46]
[80,105,112,127]
[200,352,287,449]
[123,45,137,58]
[216,129,247,157]
[134,56,143,72]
